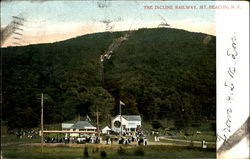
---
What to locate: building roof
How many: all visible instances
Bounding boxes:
[70,121,96,129]
[62,123,74,129]
[121,115,141,121]
[102,126,111,130]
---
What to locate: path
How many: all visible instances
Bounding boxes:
[158,136,216,145]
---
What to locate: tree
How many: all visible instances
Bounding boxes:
[152,120,162,129]
[88,87,115,122]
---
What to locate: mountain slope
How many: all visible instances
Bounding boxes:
[2,28,216,129]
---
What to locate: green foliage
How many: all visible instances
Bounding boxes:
[100,150,107,159]
[2,28,216,129]
[3,144,215,159]
[174,118,189,130]
[133,147,145,156]
[152,120,163,129]
[117,146,127,155]
[191,122,202,127]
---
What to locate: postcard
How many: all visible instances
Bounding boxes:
[1,1,249,159]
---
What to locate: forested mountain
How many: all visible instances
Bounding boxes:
[2,28,216,129]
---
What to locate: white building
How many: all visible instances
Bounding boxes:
[62,120,96,137]
[111,115,141,133]
[101,126,111,134]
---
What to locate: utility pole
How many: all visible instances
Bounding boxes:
[94,112,101,138]
[41,93,44,152]
[119,102,122,136]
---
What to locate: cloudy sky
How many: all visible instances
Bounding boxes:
[1,1,216,47]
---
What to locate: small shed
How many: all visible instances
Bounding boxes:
[101,126,111,134]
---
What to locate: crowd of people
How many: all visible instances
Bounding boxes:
[10,129,149,145]
[115,136,147,145]
[10,129,38,139]
[105,132,148,146]
[44,136,101,144]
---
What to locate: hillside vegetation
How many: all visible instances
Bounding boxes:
[2,28,216,129]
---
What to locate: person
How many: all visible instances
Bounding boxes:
[110,137,113,144]
[202,139,207,148]
[154,136,158,142]
[125,138,128,144]
[120,137,124,144]
[138,137,143,145]
[144,137,148,146]
[96,137,99,144]
[106,137,109,144]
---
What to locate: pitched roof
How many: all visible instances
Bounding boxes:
[62,123,74,129]
[70,121,96,129]
[102,126,111,130]
[122,115,141,121]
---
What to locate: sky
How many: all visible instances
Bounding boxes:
[1,1,216,47]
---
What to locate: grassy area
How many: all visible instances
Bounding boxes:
[142,120,216,142]
[2,144,215,159]
[159,138,216,148]
[1,122,216,159]
[175,131,216,142]
[1,120,216,159]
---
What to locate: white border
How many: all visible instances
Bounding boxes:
[216,1,249,158]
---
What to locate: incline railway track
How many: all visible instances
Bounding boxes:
[99,31,133,86]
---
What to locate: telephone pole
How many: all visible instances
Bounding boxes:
[94,112,101,138]
[41,93,44,152]
[119,102,122,136]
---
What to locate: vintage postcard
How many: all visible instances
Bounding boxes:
[1,0,249,159]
